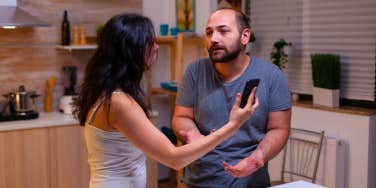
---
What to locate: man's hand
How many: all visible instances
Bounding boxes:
[222,149,264,178]
[178,130,204,144]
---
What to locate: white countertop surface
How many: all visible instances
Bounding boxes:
[0,112,79,132]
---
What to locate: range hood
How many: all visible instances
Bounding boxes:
[0,0,49,28]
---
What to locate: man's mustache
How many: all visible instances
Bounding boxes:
[209,44,225,51]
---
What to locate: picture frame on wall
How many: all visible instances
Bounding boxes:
[176,0,195,33]
[217,0,242,11]
[217,0,251,18]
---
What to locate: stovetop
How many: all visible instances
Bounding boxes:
[0,111,39,122]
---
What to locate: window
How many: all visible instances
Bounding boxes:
[251,0,376,101]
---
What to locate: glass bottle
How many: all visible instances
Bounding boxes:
[61,10,70,46]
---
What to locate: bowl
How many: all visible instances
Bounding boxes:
[160,82,178,92]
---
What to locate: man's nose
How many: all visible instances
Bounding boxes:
[211,31,221,43]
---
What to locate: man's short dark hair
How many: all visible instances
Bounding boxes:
[215,7,250,31]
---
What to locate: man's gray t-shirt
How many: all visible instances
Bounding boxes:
[176,56,291,188]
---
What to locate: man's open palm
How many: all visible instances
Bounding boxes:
[223,155,264,178]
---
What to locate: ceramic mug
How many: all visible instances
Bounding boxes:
[170,27,178,36]
[159,24,169,36]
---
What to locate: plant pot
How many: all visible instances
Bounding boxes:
[313,87,339,108]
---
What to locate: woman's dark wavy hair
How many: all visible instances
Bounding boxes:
[75,13,155,126]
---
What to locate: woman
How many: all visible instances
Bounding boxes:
[75,13,259,188]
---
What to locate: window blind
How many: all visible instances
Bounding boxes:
[250,0,376,101]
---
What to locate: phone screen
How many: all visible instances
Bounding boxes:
[240,79,260,108]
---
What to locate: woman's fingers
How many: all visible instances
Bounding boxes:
[233,93,242,110]
[246,87,257,107]
[244,88,259,112]
[252,96,259,109]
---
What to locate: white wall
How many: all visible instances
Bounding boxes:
[142,0,217,35]
[250,0,376,101]
[142,0,174,35]
[268,106,376,188]
[368,115,376,188]
[0,0,16,6]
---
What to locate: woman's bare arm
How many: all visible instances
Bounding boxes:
[110,91,258,170]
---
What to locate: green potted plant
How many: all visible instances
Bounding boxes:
[270,38,292,70]
[311,54,341,107]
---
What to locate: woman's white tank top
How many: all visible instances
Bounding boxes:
[84,93,146,188]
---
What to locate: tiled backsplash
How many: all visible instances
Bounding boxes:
[0,0,141,112]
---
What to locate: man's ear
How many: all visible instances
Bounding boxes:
[241,28,251,45]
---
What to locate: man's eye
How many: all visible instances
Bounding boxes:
[206,31,213,36]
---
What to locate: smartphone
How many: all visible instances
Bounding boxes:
[240,79,260,108]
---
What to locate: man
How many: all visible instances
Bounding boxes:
[172,8,292,188]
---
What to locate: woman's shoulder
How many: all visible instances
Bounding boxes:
[108,92,140,117]
[109,91,145,126]
[110,91,138,109]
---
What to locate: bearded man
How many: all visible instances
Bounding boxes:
[172,8,292,188]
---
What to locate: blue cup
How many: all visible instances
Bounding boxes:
[159,24,169,36]
[170,27,178,36]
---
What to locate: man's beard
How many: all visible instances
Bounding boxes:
[208,39,242,63]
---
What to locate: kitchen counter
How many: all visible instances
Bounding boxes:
[293,101,376,116]
[0,112,78,132]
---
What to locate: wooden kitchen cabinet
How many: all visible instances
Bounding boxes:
[48,125,89,188]
[0,125,89,188]
[0,123,159,188]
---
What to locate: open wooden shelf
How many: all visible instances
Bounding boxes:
[55,35,203,53]
[150,87,177,96]
[55,44,98,52]
[156,35,203,45]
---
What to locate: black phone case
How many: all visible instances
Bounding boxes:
[240,79,260,108]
